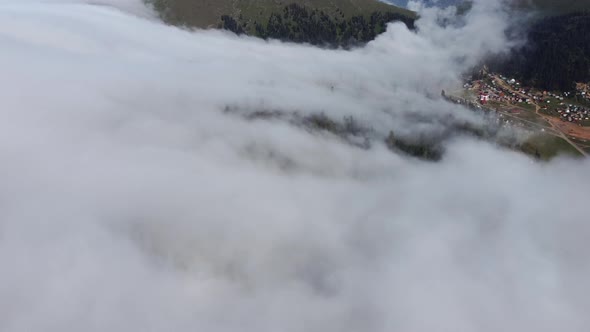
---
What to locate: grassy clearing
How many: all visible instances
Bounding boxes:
[503,106,549,126]
[569,136,590,148]
[520,133,582,160]
[542,97,565,112]
[494,104,549,127]
[512,112,550,127]
[539,106,557,117]
[518,103,536,111]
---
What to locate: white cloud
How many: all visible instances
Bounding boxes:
[0,1,588,331]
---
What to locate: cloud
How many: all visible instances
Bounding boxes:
[0,1,588,331]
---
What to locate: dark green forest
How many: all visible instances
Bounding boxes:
[220,4,415,47]
[495,11,590,91]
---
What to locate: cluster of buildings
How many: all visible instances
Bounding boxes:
[554,105,590,123]
[472,74,582,108]
[474,77,535,106]
[576,83,589,98]
[462,72,590,128]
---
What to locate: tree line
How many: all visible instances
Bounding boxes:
[494,11,590,91]
[220,4,415,48]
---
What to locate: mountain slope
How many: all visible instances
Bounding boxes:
[494,11,590,91]
[150,0,415,28]
[528,0,590,15]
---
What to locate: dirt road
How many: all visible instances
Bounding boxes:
[490,75,589,156]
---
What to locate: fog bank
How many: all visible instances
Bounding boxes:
[0,1,589,331]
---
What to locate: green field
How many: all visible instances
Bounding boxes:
[494,104,550,127]
[512,111,550,127]
[149,0,415,29]
[520,133,583,160]
[518,102,536,111]
[576,127,590,153]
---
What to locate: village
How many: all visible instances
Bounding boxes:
[455,71,590,157]
[469,73,590,125]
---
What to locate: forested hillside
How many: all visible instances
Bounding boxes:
[495,11,590,91]
[148,0,415,47]
[527,0,590,15]
[225,4,414,46]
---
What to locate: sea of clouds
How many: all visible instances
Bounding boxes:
[0,0,588,331]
